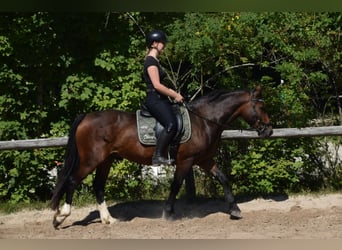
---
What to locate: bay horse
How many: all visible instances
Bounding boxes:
[51,85,273,229]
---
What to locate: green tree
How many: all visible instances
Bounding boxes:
[167,12,342,195]
[0,12,341,205]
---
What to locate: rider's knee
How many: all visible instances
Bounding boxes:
[166,122,177,134]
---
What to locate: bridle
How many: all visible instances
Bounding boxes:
[183,90,272,133]
[250,90,272,135]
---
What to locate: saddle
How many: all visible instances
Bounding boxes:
[136,104,191,146]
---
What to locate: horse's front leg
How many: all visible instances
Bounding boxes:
[210,163,242,219]
[93,163,118,225]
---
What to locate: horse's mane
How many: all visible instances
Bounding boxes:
[189,89,246,108]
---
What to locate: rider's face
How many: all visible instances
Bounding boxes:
[153,41,165,54]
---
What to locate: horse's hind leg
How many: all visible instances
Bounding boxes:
[93,160,117,225]
[184,167,196,201]
[53,162,98,228]
[53,177,78,228]
[163,160,193,219]
[163,173,184,219]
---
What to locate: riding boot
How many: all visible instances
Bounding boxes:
[152,129,175,166]
[168,143,179,163]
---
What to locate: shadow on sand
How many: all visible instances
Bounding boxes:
[67,194,288,228]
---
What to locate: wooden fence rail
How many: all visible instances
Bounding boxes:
[0,126,341,151]
[221,125,342,139]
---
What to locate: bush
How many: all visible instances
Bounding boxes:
[0,148,64,204]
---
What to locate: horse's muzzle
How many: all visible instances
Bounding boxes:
[256,122,273,138]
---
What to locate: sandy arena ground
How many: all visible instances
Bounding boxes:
[0,193,341,239]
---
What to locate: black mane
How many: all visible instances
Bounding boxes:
[189,89,247,108]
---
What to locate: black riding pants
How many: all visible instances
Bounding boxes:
[145,91,178,135]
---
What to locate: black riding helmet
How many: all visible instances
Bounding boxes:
[146,30,168,48]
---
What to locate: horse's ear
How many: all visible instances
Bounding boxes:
[254,85,262,98]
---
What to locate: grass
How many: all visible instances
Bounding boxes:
[0,200,50,215]
[0,190,96,215]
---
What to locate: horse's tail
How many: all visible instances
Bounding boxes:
[50,114,86,210]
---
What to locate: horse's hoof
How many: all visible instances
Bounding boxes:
[162,210,176,221]
[101,217,118,225]
[230,210,242,220]
[53,215,62,229]
[53,209,69,229]
[53,219,61,229]
[162,205,176,220]
[228,203,242,220]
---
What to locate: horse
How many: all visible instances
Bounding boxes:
[51,85,273,229]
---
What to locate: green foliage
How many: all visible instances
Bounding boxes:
[103,160,172,201]
[0,148,62,204]
[0,12,341,206]
[93,49,146,111]
[105,160,143,200]
[230,139,303,195]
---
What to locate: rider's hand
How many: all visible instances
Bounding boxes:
[175,93,184,103]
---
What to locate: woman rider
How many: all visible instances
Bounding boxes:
[143,30,184,165]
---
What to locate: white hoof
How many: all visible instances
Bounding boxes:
[98,201,118,224]
[101,215,118,225]
[53,203,71,229]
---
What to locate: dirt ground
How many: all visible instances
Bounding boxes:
[0,193,341,239]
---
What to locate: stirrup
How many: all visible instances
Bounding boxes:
[152,156,175,166]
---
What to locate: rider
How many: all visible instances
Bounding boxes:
[143,30,184,165]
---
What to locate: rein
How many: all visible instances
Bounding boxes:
[183,102,232,129]
[183,90,270,132]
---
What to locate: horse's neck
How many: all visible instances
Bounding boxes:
[194,93,247,126]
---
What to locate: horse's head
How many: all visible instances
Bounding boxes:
[241,86,273,137]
